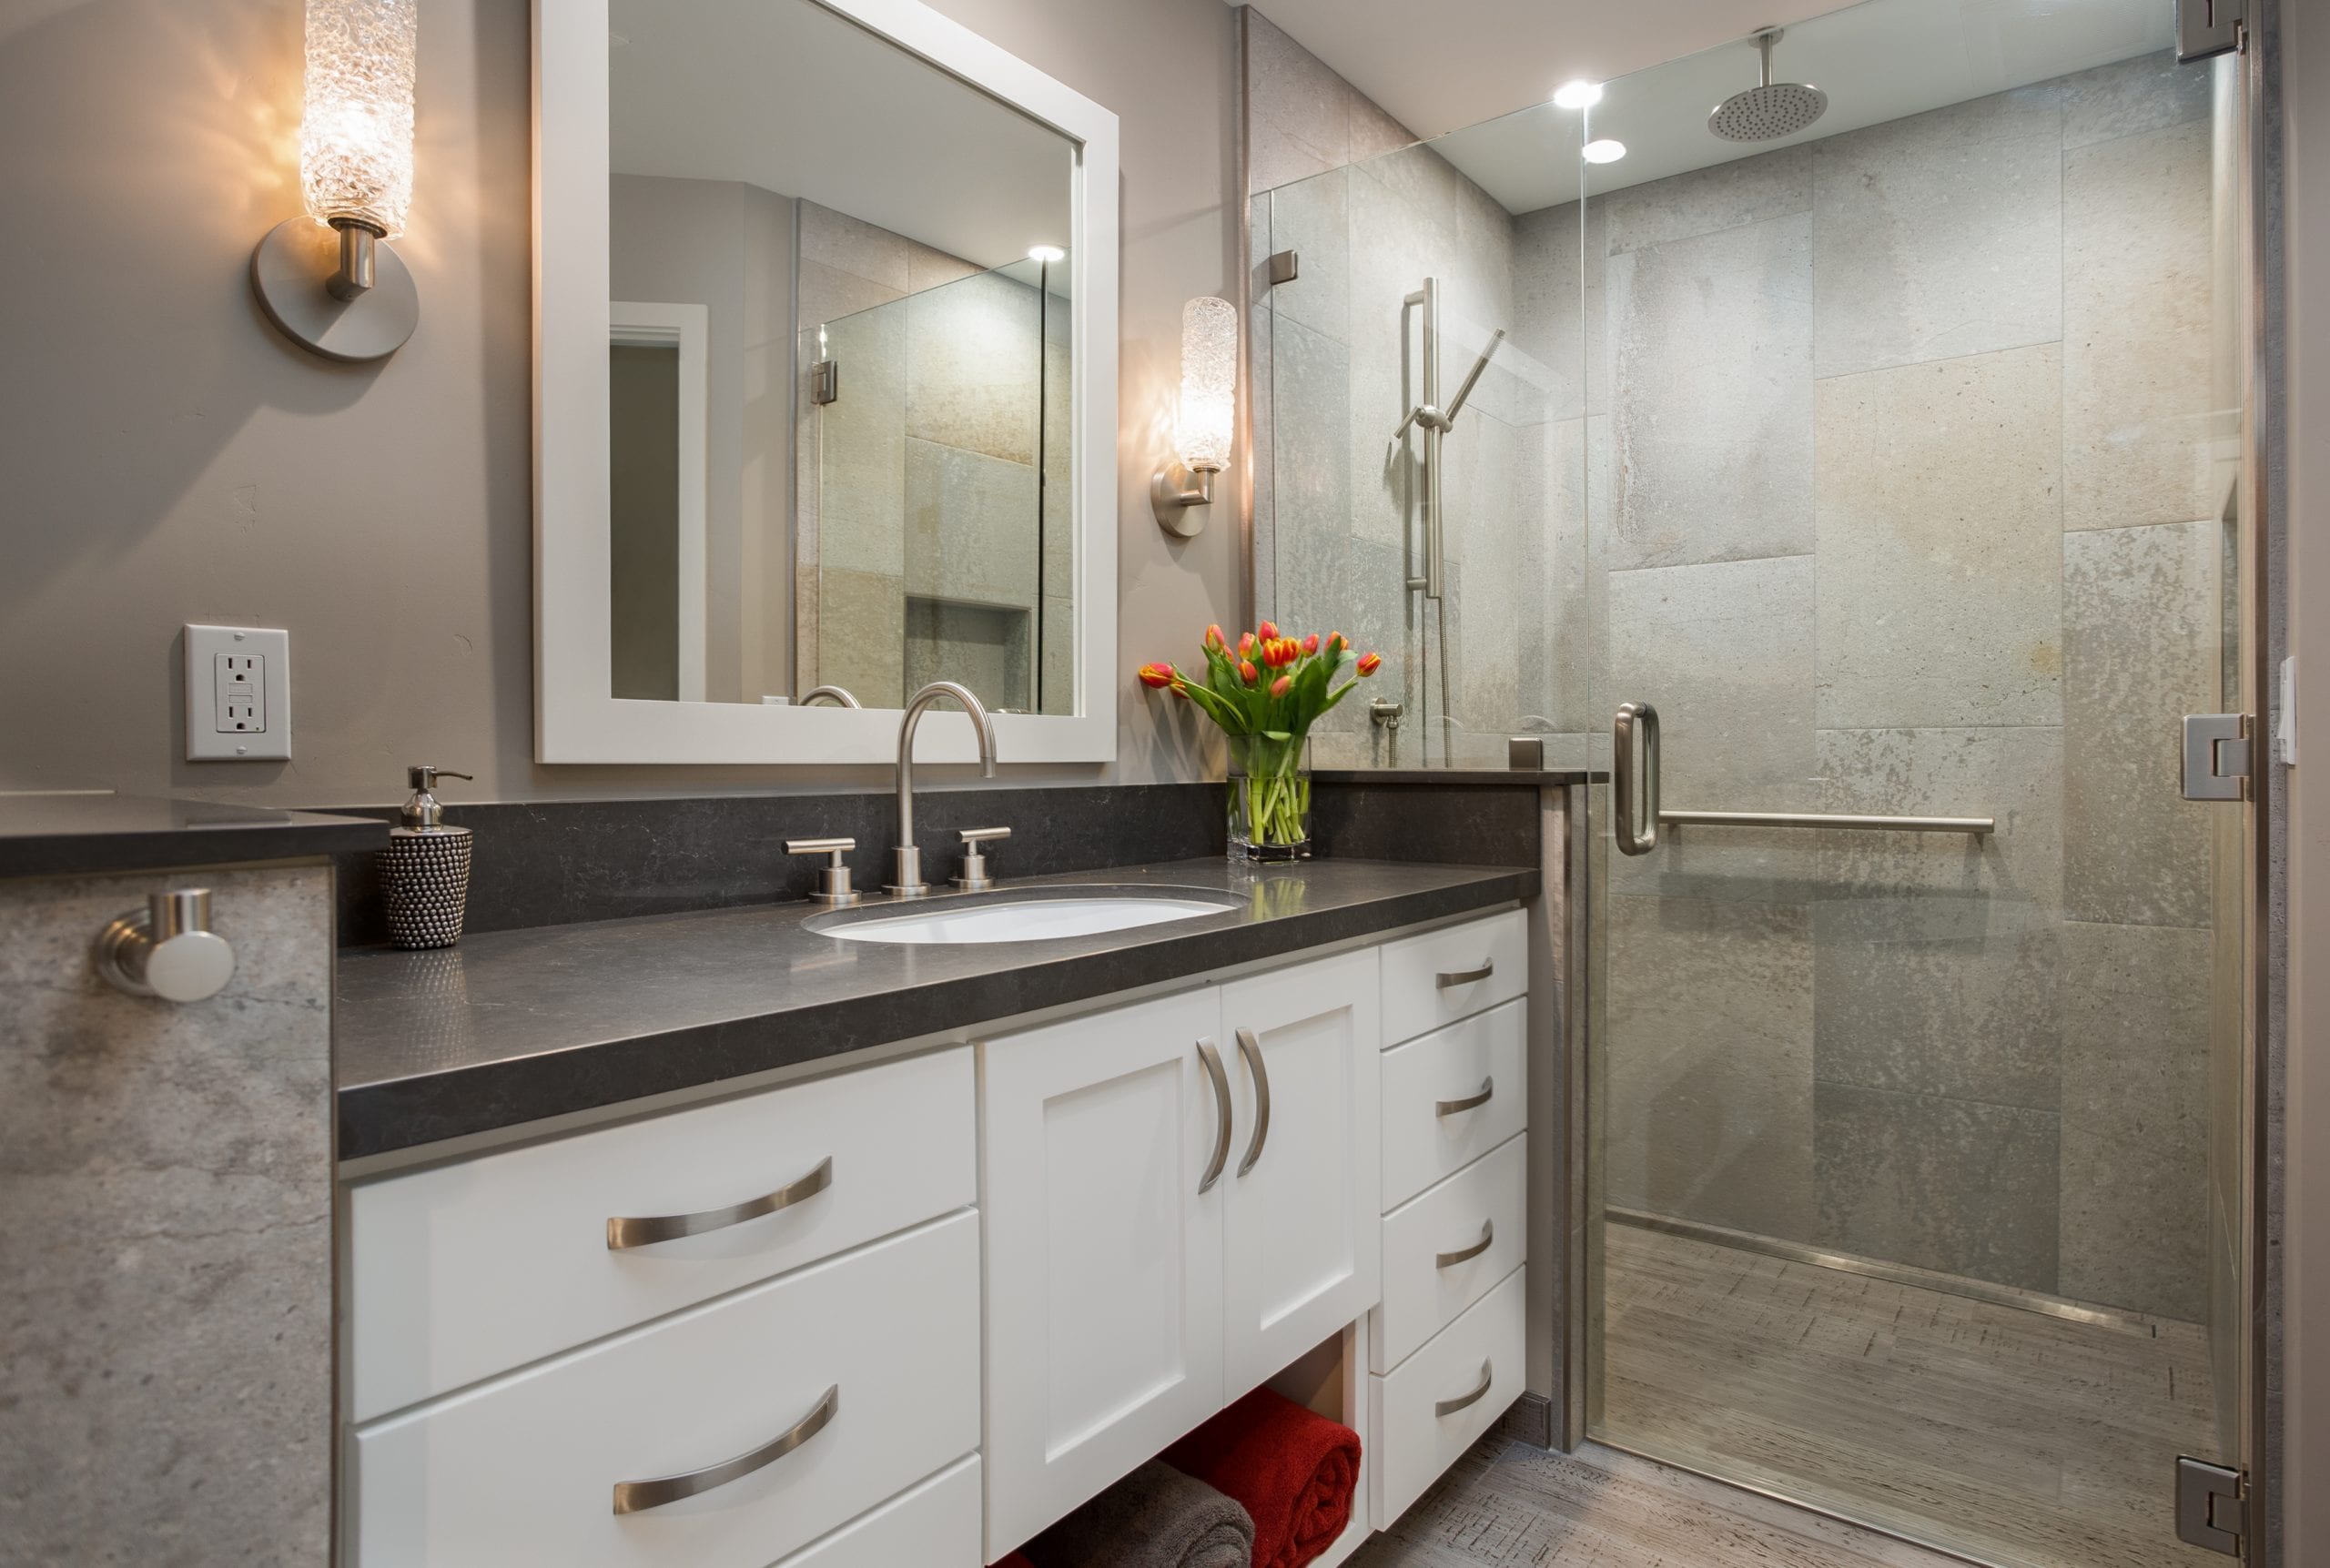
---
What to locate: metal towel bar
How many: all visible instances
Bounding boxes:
[1658,809,1994,835]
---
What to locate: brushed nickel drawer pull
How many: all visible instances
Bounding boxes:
[1435,1359,1494,1418]
[1235,1027,1271,1178]
[1435,1219,1494,1269]
[1435,961,1494,989]
[1198,1037,1231,1195]
[605,1157,834,1249]
[611,1383,838,1514]
[1435,1076,1494,1118]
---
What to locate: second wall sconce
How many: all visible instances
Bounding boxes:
[252,0,420,362]
[1152,297,1238,537]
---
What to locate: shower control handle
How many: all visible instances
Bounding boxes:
[93,889,236,1004]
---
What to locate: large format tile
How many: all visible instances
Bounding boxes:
[1606,212,1814,569]
[815,566,906,707]
[809,307,907,572]
[1262,165,1351,342]
[797,199,911,294]
[1813,344,2064,730]
[1245,8,1350,194]
[2062,521,2220,927]
[1811,895,2061,1111]
[1269,316,1354,631]
[2058,921,2211,1320]
[903,439,1039,609]
[1602,145,1812,257]
[1606,892,1816,1241]
[1811,92,2062,378]
[1814,1082,2061,1292]
[2063,117,2221,531]
[2058,48,2213,151]
[906,270,1042,465]
[1815,725,2064,905]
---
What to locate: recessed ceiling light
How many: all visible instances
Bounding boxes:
[1552,80,1603,110]
[1028,244,1066,262]
[1582,138,1627,164]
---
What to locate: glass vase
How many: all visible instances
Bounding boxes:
[1228,733,1312,862]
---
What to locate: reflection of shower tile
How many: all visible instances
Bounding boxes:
[796,258,901,328]
[1603,145,1811,256]
[1814,344,2063,730]
[903,439,1039,608]
[2058,49,2211,151]
[1606,212,1813,569]
[1811,895,2062,1110]
[1814,1083,2060,1292]
[1815,725,2064,905]
[2063,118,2219,531]
[2059,920,2209,1319]
[814,567,904,708]
[906,272,1041,465]
[1039,594,1075,716]
[1812,92,2062,377]
[2063,521,2217,927]
[799,200,911,293]
[1606,891,1815,1241]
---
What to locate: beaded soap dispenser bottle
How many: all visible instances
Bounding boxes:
[380,765,474,948]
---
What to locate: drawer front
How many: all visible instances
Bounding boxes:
[1368,1265,1525,1528]
[350,1047,975,1421]
[773,1456,982,1567]
[352,1212,981,1568]
[1372,1132,1526,1374]
[1380,1000,1527,1209]
[1378,910,1526,1047]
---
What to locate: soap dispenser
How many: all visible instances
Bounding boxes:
[380,765,475,949]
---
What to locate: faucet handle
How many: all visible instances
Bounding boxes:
[953,827,1010,892]
[785,837,861,907]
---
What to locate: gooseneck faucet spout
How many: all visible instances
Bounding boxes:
[888,681,998,897]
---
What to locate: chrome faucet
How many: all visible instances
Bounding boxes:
[888,681,999,897]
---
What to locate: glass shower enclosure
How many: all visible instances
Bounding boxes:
[1251,0,2257,1562]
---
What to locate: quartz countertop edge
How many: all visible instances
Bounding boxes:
[336,857,1536,1160]
[0,794,389,878]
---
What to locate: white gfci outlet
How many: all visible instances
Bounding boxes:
[185,625,291,761]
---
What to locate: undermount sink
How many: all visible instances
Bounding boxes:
[819,892,1234,946]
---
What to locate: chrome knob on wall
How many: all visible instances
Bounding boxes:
[93,889,237,1003]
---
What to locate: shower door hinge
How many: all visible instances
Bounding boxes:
[2174,1457,2247,1555]
[2176,0,2244,62]
[1267,249,1299,286]
[2183,713,2253,801]
[810,359,839,405]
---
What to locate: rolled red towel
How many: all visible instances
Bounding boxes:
[995,1556,1035,1567]
[1162,1387,1362,1568]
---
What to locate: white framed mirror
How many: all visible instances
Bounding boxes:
[535,0,1120,764]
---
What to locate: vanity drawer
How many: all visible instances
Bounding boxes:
[1368,1264,1525,1528]
[773,1455,982,1567]
[1380,1000,1527,1209]
[351,1211,981,1568]
[349,1047,975,1421]
[1372,1132,1526,1374]
[1379,910,1527,1047]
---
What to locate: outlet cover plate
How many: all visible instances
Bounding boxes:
[185,624,290,761]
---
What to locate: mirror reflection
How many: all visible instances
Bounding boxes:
[606,0,1076,713]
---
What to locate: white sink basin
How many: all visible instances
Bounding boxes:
[823,895,1230,946]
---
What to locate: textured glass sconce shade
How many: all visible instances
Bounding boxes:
[301,0,417,237]
[253,0,420,360]
[1176,297,1238,472]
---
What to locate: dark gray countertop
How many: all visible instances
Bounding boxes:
[0,793,388,877]
[1312,768,1596,785]
[336,856,1535,1160]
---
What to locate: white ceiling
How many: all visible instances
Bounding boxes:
[608,0,1070,271]
[1423,0,2174,216]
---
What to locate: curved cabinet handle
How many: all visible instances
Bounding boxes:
[1234,1027,1271,1179]
[1435,1219,1494,1269]
[1197,1038,1231,1196]
[1435,1359,1494,1419]
[605,1157,833,1250]
[1435,1076,1494,1118]
[611,1383,838,1515]
[1435,961,1494,989]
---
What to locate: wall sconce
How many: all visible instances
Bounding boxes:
[1152,297,1237,537]
[251,0,420,362]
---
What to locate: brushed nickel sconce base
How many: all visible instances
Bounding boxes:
[1151,461,1217,538]
[252,217,419,363]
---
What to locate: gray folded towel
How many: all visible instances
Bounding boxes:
[1026,1459,1257,1568]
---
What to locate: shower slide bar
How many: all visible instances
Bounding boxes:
[1393,278,1505,601]
[1615,702,1992,855]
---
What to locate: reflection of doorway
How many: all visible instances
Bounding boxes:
[610,301,708,702]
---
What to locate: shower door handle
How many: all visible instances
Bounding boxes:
[1615,703,1660,856]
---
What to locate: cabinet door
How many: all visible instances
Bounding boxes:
[980,987,1228,1557]
[1218,948,1382,1394]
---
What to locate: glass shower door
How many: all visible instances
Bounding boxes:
[1580,7,2254,1567]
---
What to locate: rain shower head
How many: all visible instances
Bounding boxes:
[1709,28,1827,143]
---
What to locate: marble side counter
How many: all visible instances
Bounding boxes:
[338,856,1536,1161]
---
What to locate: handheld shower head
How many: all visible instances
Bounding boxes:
[1709,28,1827,143]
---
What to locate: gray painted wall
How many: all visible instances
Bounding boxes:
[0,0,1240,806]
